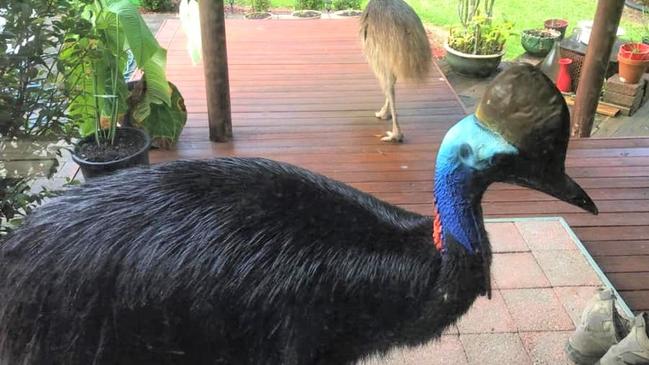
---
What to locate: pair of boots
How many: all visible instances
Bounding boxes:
[565,288,649,364]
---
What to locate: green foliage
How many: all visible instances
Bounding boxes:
[294,0,323,10]
[449,14,513,55]
[140,0,175,12]
[0,0,86,234]
[332,0,360,10]
[127,80,187,148]
[60,0,175,148]
[448,0,512,55]
[251,0,271,11]
[457,0,494,27]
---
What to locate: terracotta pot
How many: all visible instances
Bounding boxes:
[544,19,568,40]
[618,56,649,84]
[619,43,649,61]
[556,58,573,92]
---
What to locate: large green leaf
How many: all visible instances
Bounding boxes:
[105,0,158,66]
[143,48,171,106]
[135,81,187,149]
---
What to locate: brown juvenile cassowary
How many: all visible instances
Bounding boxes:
[0,65,597,365]
[360,0,431,142]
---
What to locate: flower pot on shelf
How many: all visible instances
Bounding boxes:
[521,29,561,57]
[619,43,649,61]
[618,56,649,84]
[544,18,568,40]
[72,127,151,179]
[443,43,505,78]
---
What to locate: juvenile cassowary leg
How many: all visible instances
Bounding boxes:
[374,69,391,120]
[381,73,403,142]
[375,97,390,119]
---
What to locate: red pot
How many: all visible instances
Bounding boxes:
[619,43,649,61]
[556,58,573,92]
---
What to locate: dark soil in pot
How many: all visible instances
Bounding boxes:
[76,131,145,162]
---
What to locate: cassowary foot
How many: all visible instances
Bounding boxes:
[374,109,391,120]
[380,131,403,143]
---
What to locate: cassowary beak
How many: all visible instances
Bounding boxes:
[476,63,598,215]
[506,160,599,215]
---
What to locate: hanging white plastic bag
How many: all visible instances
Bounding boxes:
[179,0,202,65]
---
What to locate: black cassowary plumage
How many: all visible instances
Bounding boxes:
[0,158,486,365]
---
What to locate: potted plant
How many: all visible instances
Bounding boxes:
[543,19,568,40]
[619,42,649,60]
[618,42,649,84]
[521,29,561,57]
[245,0,273,19]
[293,0,324,18]
[332,0,362,16]
[63,0,185,179]
[444,0,513,78]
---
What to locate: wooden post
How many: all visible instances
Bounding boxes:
[571,0,624,138]
[199,0,233,142]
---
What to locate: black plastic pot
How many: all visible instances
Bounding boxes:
[72,127,151,179]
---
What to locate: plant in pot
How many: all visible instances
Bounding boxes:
[617,42,649,84]
[543,19,568,40]
[332,0,362,16]
[445,0,513,78]
[245,0,273,20]
[62,0,186,179]
[293,0,324,18]
[521,28,561,57]
[0,0,89,234]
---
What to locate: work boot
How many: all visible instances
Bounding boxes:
[597,313,649,365]
[565,288,632,365]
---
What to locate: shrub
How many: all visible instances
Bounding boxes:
[294,0,324,10]
[140,0,175,12]
[251,0,271,11]
[332,0,360,10]
[0,0,85,234]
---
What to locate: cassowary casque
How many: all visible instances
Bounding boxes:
[0,64,597,365]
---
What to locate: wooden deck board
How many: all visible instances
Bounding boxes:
[153,19,649,312]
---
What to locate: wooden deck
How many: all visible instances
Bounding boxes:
[152,18,649,313]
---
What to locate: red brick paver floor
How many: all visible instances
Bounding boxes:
[361,217,627,365]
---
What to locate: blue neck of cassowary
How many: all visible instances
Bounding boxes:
[433,163,489,255]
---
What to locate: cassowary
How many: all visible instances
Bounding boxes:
[360,0,431,142]
[0,65,597,364]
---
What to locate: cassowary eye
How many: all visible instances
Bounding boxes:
[458,143,473,160]
[489,154,502,166]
